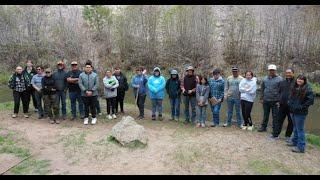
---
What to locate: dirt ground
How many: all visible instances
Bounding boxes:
[0,103,320,175]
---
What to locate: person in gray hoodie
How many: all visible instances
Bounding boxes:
[258,64,283,136]
[79,62,99,125]
[103,70,119,120]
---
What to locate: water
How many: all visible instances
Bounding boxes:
[1,85,319,135]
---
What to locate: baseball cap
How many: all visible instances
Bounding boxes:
[268,64,277,70]
[232,66,239,71]
[186,66,194,71]
[57,60,64,65]
[71,61,78,65]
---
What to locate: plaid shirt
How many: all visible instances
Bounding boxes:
[14,75,26,92]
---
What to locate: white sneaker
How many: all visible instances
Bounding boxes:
[247,125,254,131]
[241,125,247,130]
[107,115,112,120]
[24,114,29,118]
[91,118,97,125]
[112,114,117,119]
[12,114,17,118]
[84,118,89,125]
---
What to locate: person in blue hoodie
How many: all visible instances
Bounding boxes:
[148,67,166,121]
[131,67,148,120]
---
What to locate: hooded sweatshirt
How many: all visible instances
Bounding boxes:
[103,75,119,98]
[239,77,257,102]
[165,74,181,99]
[147,67,166,100]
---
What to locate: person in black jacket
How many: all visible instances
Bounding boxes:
[113,67,129,114]
[165,69,181,121]
[287,75,314,153]
[181,66,197,124]
[42,68,59,124]
[272,68,295,141]
[22,59,38,112]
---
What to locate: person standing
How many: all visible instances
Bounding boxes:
[22,59,37,112]
[53,60,67,120]
[66,61,84,120]
[196,76,210,128]
[8,66,32,118]
[42,68,59,124]
[79,62,99,125]
[239,71,257,131]
[181,66,197,124]
[148,67,166,121]
[223,67,244,128]
[103,70,119,120]
[258,64,283,139]
[288,75,314,153]
[272,68,295,142]
[131,67,148,120]
[113,67,129,114]
[165,69,181,121]
[208,68,225,127]
[31,66,45,119]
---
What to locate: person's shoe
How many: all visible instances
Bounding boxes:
[285,137,292,143]
[12,114,17,118]
[84,118,89,125]
[152,115,156,121]
[175,116,180,122]
[50,119,55,124]
[223,123,231,127]
[169,117,174,121]
[286,142,296,147]
[210,124,216,127]
[201,123,206,128]
[292,147,304,153]
[34,109,39,112]
[107,115,112,120]
[38,115,43,119]
[241,125,247,130]
[139,116,144,120]
[91,118,97,125]
[258,127,267,132]
[112,114,117,119]
[268,135,280,141]
[158,115,163,121]
[247,125,254,131]
[62,116,66,121]
[55,120,60,124]
[24,114,29,118]
[196,123,201,128]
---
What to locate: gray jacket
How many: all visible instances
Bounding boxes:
[260,75,283,101]
[78,72,99,97]
[103,76,119,98]
[52,69,67,91]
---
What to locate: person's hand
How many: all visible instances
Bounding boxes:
[86,90,93,97]
[188,90,193,94]
[142,69,147,75]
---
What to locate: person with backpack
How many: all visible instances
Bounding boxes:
[8,66,32,118]
[113,67,129,114]
[165,69,181,121]
[196,76,210,128]
[103,70,119,120]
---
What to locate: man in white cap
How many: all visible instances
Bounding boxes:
[258,64,283,139]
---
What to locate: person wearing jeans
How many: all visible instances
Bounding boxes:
[288,75,314,153]
[196,76,210,128]
[66,61,84,120]
[131,67,148,120]
[209,69,224,127]
[165,69,181,121]
[182,66,197,124]
[258,64,283,139]
[31,66,45,119]
[103,70,119,120]
[148,67,166,121]
[239,71,257,131]
[224,66,243,127]
[8,66,31,118]
[22,59,38,112]
[53,60,67,120]
[79,62,99,125]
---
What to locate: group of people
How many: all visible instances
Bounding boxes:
[8,60,315,153]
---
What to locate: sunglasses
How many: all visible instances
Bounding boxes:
[71,64,77,66]
[45,72,51,74]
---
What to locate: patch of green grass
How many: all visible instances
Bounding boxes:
[306,134,320,147]
[248,159,295,175]
[0,101,14,111]
[10,159,51,175]
[0,72,11,85]
[0,130,31,158]
[310,83,320,94]
[59,131,87,148]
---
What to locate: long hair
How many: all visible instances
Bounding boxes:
[198,75,209,86]
[291,74,308,101]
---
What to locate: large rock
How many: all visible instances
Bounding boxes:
[111,116,147,146]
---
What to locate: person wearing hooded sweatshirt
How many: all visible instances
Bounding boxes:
[239,71,257,131]
[165,69,181,121]
[288,75,314,153]
[103,70,119,120]
[208,68,225,127]
[53,60,68,120]
[148,67,166,121]
[131,67,148,120]
[22,59,38,112]
[113,67,129,114]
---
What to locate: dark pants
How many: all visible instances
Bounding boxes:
[55,90,66,117]
[82,96,97,118]
[95,96,101,114]
[26,89,37,110]
[43,94,59,118]
[241,100,253,126]
[184,96,196,123]
[34,91,44,117]
[13,91,30,114]
[274,104,293,137]
[106,97,117,115]
[291,113,307,152]
[261,101,279,131]
[136,94,146,117]
[69,91,84,118]
[116,91,125,113]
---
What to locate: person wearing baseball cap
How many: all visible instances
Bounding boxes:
[223,66,244,128]
[53,60,68,120]
[258,64,283,138]
[182,65,197,124]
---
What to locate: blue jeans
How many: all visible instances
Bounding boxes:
[151,99,163,116]
[291,113,307,152]
[55,90,67,117]
[170,98,180,118]
[184,96,196,123]
[225,98,242,126]
[211,103,222,125]
[69,91,84,118]
[197,105,207,124]
[34,91,44,117]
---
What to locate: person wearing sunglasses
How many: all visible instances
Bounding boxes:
[31,66,45,119]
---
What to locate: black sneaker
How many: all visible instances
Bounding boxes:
[210,124,216,127]
[152,115,156,121]
[258,127,267,132]
[286,142,296,147]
